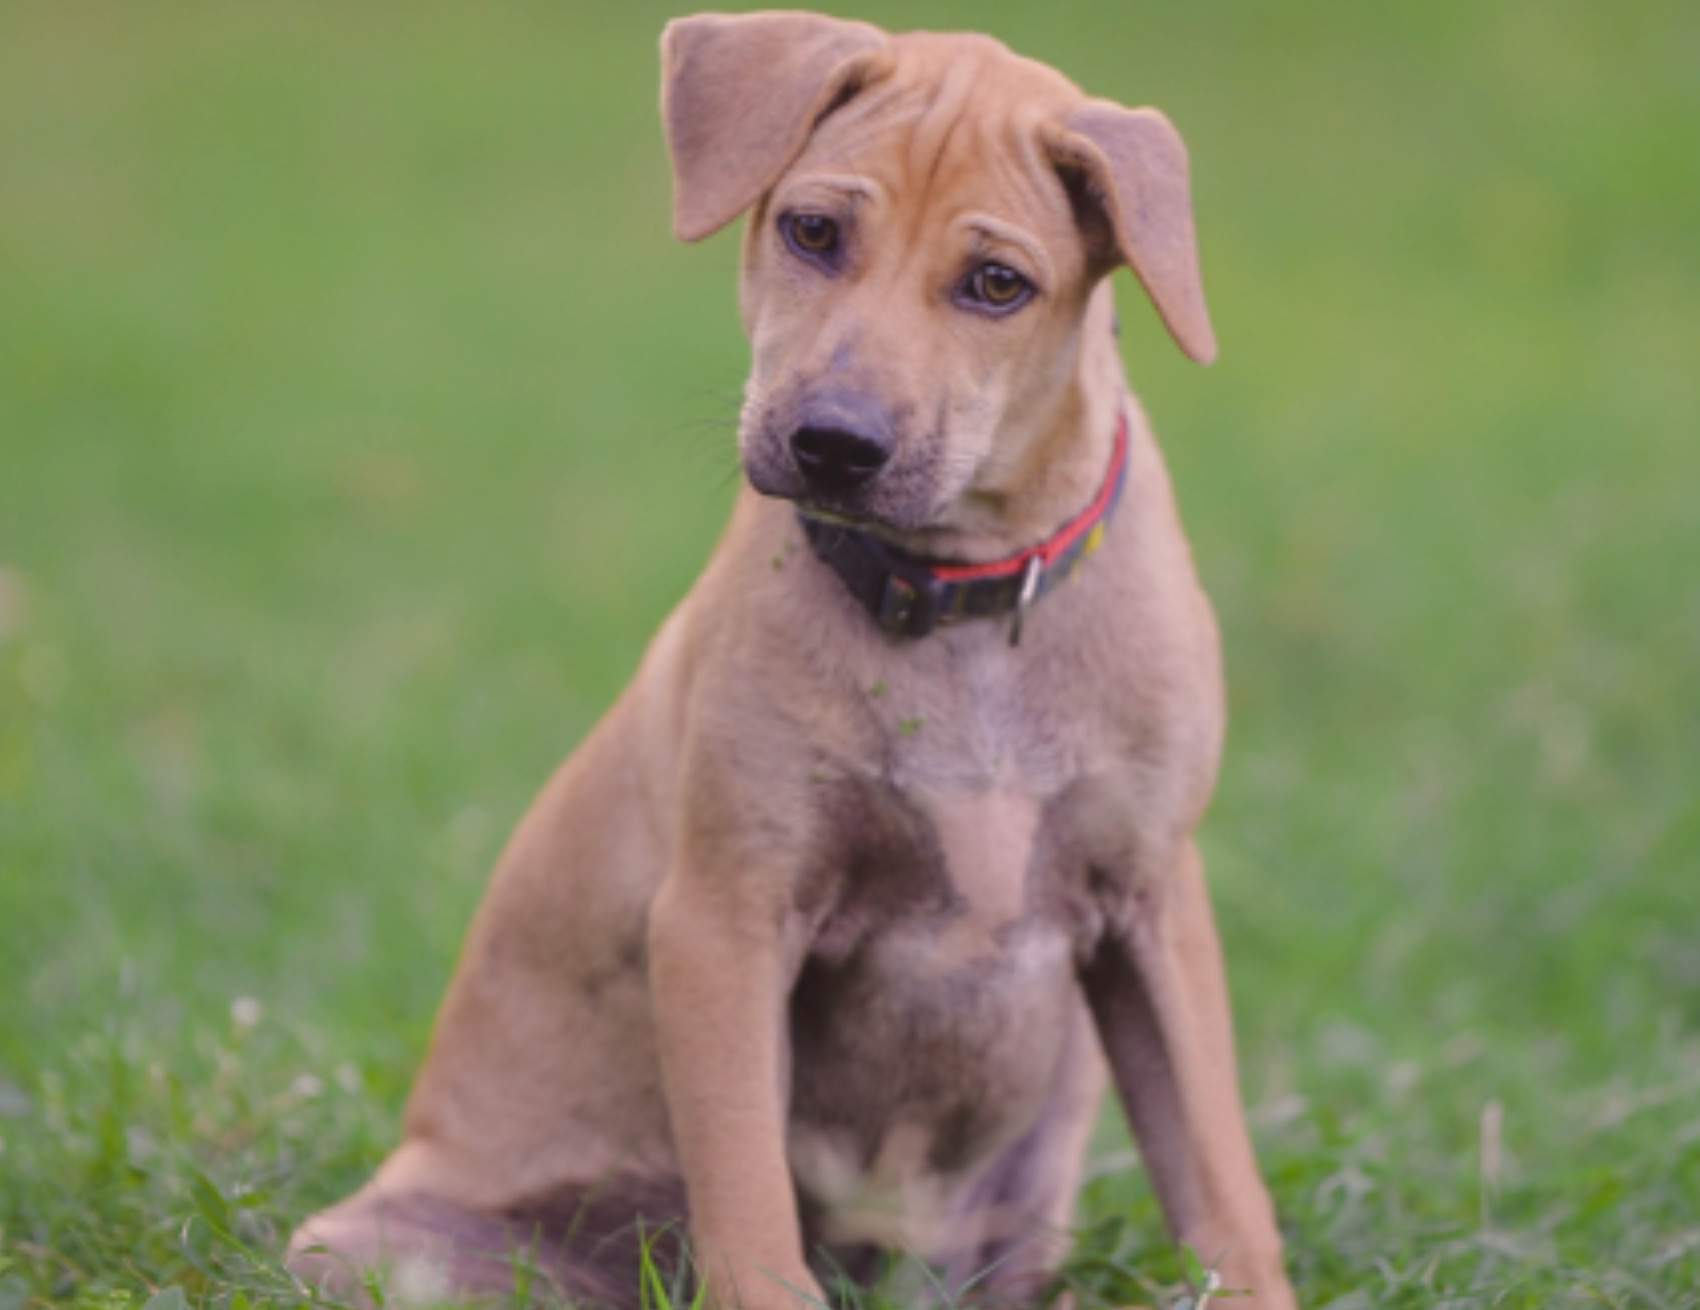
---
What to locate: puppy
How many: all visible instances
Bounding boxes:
[289,12,1297,1310]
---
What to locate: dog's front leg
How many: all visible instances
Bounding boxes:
[649,861,817,1310]
[1081,840,1298,1309]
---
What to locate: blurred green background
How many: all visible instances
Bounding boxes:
[1,2,1697,1306]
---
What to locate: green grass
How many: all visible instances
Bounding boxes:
[2,2,1698,1307]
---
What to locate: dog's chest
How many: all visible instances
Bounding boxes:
[799,638,1118,987]
[782,633,1142,1205]
[789,770,1102,1204]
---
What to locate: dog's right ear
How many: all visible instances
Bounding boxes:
[661,11,890,242]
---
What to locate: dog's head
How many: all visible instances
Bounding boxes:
[662,11,1215,536]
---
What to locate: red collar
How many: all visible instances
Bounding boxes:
[797,409,1130,644]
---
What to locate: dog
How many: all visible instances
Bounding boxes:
[288,11,1297,1309]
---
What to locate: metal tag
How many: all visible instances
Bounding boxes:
[1008,554,1044,647]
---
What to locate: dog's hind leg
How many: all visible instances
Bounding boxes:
[286,1176,690,1308]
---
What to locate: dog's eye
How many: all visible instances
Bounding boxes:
[781,212,842,263]
[960,263,1035,315]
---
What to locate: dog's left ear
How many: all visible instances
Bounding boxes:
[661,12,891,243]
[1047,102,1218,365]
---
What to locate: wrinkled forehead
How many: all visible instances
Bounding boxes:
[783,32,1085,234]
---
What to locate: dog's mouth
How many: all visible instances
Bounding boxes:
[790,500,867,525]
[790,499,907,537]
[748,468,946,536]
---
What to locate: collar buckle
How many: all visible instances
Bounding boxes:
[877,568,941,637]
[877,574,921,634]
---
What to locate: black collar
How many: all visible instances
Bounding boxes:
[796,408,1130,645]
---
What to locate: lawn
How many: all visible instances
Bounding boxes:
[2,3,1697,1307]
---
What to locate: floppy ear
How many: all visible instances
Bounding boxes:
[1047,101,1218,364]
[661,11,890,242]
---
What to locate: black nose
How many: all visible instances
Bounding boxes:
[791,426,892,494]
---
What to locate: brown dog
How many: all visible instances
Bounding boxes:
[289,11,1296,1309]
